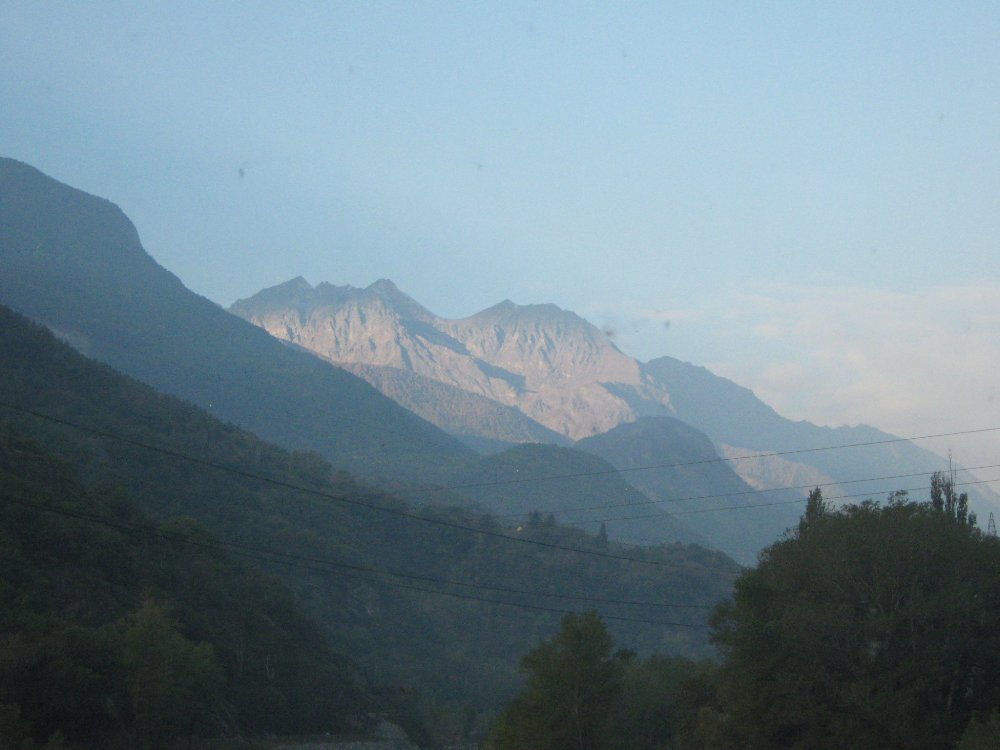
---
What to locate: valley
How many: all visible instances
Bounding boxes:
[2,157,997,748]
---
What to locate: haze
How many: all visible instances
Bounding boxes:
[3,2,999,469]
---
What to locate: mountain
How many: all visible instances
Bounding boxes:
[0,157,719,552]
[340,361,571,452]
[0,157,475,486]
[636,356,996,509]
[450,442,708,550]
[576,417,803,563]
[231,278,661,441]
[0,425,385,748]
[6,154,987,561]
[232,280,808,558]
[232,277,1000,523]
[0,302,737,743]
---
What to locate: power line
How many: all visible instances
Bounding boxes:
[0,400,734,573]
[420,426,1000,496]
[5,397,999,573]
[580,476,1000,525]
[523,463,1000,520]
[0,490,713,629]
[27,319,1000,497]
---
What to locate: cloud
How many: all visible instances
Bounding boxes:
[704,283,1000,474]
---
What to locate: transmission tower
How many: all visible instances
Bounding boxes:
[988,512,997,537]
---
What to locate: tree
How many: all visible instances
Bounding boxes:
[605,654,713,750]
[930,470,975,525]
[488,612,622,750]
[122,599,223,750]
[958,710,1000,749]
[488,614,712,750]
[797,486,828,535]
[702,488,1000,749]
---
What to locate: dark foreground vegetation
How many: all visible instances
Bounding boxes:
[489,481,1000,749]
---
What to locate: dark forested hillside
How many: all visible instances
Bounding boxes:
[0,157,474,486]
[0,304,739,743]
[0,428,382,748]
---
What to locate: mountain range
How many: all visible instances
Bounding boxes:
[0,158,473,488]
[2,154,990,561]
[230,276,657,441]
[2,154,994,745]
[0,300,735,744]
[231,276,1000,539]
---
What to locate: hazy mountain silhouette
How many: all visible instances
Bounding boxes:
[576,416,803,563]
[0,157,474,485]
[4,155,992,563]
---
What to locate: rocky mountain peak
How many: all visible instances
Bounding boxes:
[369,277,400,293]
[441,298,638,389]
[231,280,652,439]
[466,298,578,325]
[284,275,312,290]
[364,278,436,323]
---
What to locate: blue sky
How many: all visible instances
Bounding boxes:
[3,2,1000,469]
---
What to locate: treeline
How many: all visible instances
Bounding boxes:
[485,611,713,750]
[488,479,1000,749]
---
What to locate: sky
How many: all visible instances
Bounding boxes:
[3,1,1000,473]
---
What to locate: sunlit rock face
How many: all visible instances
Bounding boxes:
[231,277,673,440]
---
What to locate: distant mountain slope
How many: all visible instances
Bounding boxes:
[576,417,803,563]
[0,157,474,485]
[636,356,1000,511]
[438,299,654,437]
[340,361,570,451]
[450,442,707,550]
